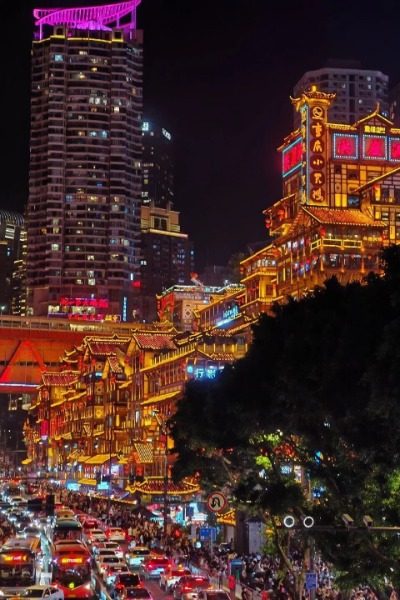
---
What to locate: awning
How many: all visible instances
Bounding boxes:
[84,453,117,465]
[68,450,81,460]
[77,455,90,463]
[93,430,104,438]
[78,478,96,486]
[118,380,131,389]
[141,390,180,406]
[21,458,33,465]
[51,398,65,408]
[69,391,86,402]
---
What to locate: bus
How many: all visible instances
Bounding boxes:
[0,537,41,593]
[51,519,83,543]
[51,540,95,600]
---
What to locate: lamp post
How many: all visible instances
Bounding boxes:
[152,410,168,537]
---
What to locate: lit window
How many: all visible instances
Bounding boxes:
[113,106,120,113]
[53,54,64,62]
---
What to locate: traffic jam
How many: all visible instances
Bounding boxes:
[0,482,230,600]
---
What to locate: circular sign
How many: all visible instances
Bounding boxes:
[207,492,227,513]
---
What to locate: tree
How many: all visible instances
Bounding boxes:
[169,248,400,593]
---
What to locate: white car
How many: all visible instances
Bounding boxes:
[160,567,192,592]
[21,585,64,600]
[104,564,131,586]
[86,528,107,543]
[98,557,128,578]
[94,541,124,559]
[95,550,118,569]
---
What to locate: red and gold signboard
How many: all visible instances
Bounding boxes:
[308,104,327,205]
[333,134,358,159]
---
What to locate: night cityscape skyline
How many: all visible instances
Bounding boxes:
[3,0,400,270]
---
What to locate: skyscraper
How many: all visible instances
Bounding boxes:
[293,61,389,126]
[0,211,25,315]
[27,1,143,321]
[141,120,174,208]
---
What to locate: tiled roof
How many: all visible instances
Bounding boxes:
[133,442,154,463]
[86,337,130,356]
[303,207,385,228]
[42,371,79,386]
[107,356,124,374]
[127,476,199,496]
[133,333,176,351]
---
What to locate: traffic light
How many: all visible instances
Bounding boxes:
[45,494,55,517]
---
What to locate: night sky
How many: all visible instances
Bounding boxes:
[2,0,400,268]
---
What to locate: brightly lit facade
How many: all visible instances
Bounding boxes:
[240,87,400,314]
[23,326,248,495]
[27,1,143,321]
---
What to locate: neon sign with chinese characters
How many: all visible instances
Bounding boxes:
[282,138,303,177]
[333,134,358,159]
[363,135,387,160]
[389,138,400,161]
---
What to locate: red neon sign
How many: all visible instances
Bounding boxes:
[364,136,386,159]
[335,135,357,158]
[60,297,109,308]
[282,139,302,175]
[390,138,400,160]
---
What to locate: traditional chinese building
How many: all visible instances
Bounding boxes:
[240,86,400,308]
[23,325,248,498]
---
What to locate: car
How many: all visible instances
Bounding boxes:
[82,518,100,531]
[197,593,231,600]
[120,590,154,600]
[140,556,172,579]
[111,572,142,596]
[104,565,131,587]
[20,585,64,600]
[125,546,151,568]
[97,556,127,577]
[105,527,126,542]
[94,541,124,559]
[55,509,75,520]
[94,550,118,569]
[160,567,192,592]
[22,526,41,538]
[173,576,211,600]
[10,496,25,505]
[86,528,107,543]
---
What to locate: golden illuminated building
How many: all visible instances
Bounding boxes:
[23,325,248,495]
[241,87,400,310]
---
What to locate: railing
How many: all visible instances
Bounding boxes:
[311,238,362,251]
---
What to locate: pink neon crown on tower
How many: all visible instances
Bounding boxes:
[33,0,141,33]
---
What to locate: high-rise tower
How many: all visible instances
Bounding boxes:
[27,1,143,321]
[293,61,389,126]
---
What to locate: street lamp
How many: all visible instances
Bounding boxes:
[0,305,6,316]
[152,409,168,537]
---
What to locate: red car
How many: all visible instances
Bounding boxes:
[140,556,172,579]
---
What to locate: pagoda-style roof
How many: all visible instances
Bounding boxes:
[42,371,79,386]
[126,476,200,496]
[86,336,130,356]
[107,355,124,374]
[217,509,236,526]
[302,207,385,228]
[133,332,176,351]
